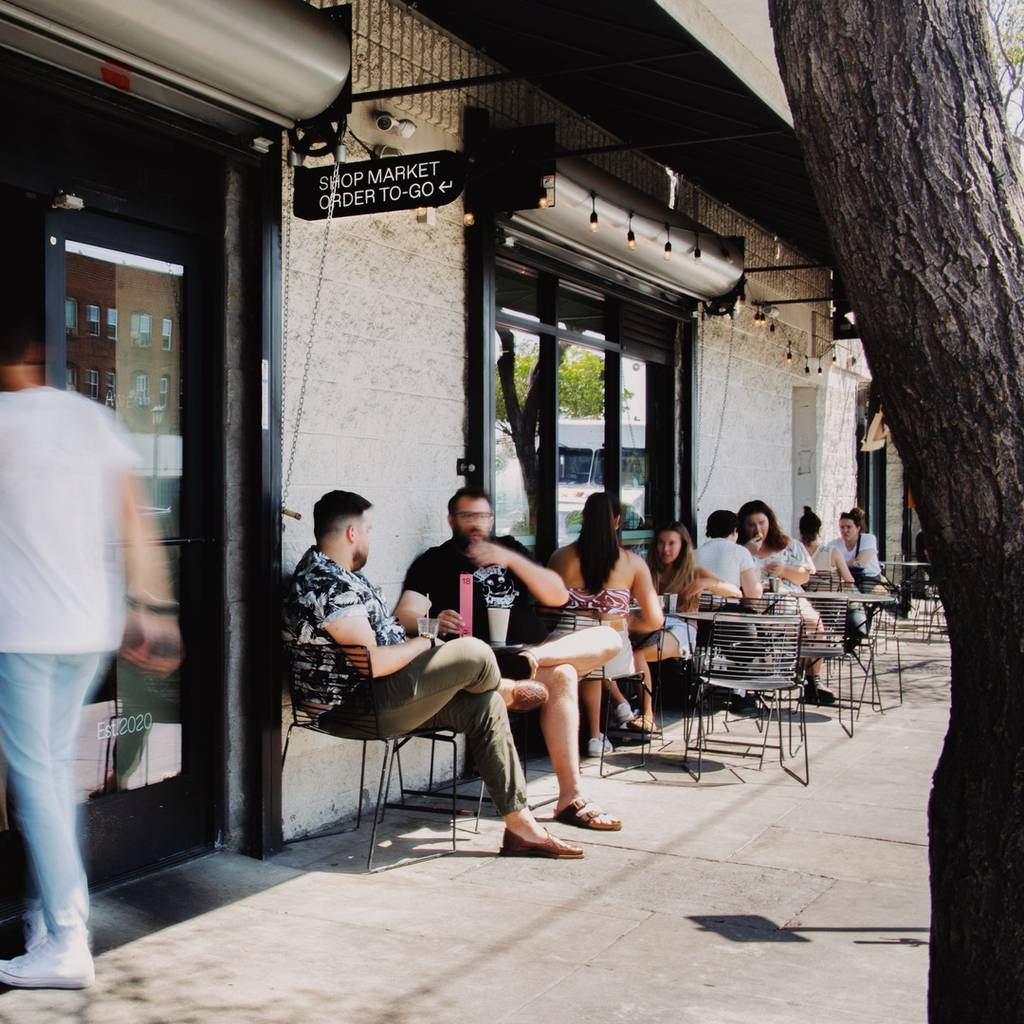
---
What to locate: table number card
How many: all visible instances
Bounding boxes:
[459,573,473,636]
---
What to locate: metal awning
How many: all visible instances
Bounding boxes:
[414,0,830,263]
[0,0,351,138]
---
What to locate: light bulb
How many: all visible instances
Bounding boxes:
[663,240,672,260]
[590,210,599,232]
[463,211,476,227]
[627,229,636,249]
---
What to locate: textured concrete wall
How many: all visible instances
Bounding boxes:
[694,304,864,542]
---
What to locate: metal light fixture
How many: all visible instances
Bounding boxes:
[627,211,636,250]
[589,192,599,232]
[663,225,672,260]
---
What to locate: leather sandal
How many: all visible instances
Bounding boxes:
[624,715,658,734]
[500,828,584,858]
[554,798,622,832]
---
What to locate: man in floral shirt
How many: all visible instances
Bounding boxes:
[283,490,583,859]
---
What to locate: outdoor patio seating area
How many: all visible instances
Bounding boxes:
[0,635,945,1024]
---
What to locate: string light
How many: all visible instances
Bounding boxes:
[463,211,475,227]
[627,211,636,250]
[693,231,702,259]
[817,360,823,376]
[663,226,673,260]
[785,344,793,365]
[804,356,811,375]
[589,192,599,232]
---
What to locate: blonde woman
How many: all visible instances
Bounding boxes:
[624,523,741,732]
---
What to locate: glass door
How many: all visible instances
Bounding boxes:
[36,211,212,884]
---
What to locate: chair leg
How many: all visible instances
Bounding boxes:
[356,739,368,830]
[449,738,458,855]
[368,738,394,872]
[281,722,295,768]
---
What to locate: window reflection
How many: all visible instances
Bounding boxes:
[558,341,605,544]
[494,325,540,549]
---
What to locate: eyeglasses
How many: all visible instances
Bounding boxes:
[454,512,494,523]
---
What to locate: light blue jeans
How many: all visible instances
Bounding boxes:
[0,652,107,935]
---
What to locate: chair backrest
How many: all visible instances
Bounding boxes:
[283,640,378,736]
[698,592,727,611]
[704,613,802,688]
[800,594,849,652]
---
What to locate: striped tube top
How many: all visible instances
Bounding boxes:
[564,587,631,615]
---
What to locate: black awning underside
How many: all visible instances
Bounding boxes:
[414,0,831,264]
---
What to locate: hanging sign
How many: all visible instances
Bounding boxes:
[293,150,466,220]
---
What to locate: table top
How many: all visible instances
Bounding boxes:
[884,560,930,568]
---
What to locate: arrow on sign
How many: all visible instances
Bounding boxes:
[293,150,467,221]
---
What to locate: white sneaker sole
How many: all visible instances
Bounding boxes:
[0,968,94,989]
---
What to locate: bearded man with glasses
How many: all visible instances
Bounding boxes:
[396,487,624,833]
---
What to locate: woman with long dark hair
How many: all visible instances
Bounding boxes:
[548,492,663,756]
[737,499,834,704]
[737,499,814,591]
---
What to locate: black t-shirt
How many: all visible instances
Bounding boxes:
[402,537,550,644]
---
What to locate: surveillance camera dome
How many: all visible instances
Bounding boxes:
[375,112,396,132]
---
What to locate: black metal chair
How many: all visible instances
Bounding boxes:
[685,612,807,784]
[282,640,463,872]
[536,606,655,778]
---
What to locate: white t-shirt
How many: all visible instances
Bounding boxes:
[828,533,882,577]
[0,387,139,653]
[695,537,757,588]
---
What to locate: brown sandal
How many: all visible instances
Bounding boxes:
[554,798,622,832]
[625,715,658,734]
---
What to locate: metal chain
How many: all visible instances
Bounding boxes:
[281,158,341,507]
[696,316,735,507]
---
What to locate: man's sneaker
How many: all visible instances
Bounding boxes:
[23,908,46,953]
[610,700,635,726]
[804,678,836,706]
[0,930,94,989]
[586,734,614,758]
[730,693,759,716]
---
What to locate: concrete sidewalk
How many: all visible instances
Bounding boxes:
[0,640,947,1024]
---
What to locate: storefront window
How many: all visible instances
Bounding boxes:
[621,357,650,552]
[488,257,679,563]
[558,340,605,545]
[494,324,540,549]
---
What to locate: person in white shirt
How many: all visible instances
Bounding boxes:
[799,506,855,585]
[0,305,180,990]
[695,510,764,599]
[828,507,884,587]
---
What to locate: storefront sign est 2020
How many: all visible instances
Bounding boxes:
[293,150,466,220]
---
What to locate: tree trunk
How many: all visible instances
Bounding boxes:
[769,1,1024,1018]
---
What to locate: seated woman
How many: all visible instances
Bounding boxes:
[828,507,884,591]
[626,522,741,731]
[799,506,855,586]
[548,492,663,757]
[738,499,834,705]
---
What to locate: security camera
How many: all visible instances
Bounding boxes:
[374,111,416,138]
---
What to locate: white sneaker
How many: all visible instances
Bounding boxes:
[586,734,614,758]
[610,701,635,726]
[0,930,94,989]
[23,908,46,953]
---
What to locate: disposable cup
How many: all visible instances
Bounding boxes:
[487,607,510,645]
[417,616,440,639]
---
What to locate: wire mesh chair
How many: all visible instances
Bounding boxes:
[537,605,655,778]
[685,612,807,784]
[282,640,463,872]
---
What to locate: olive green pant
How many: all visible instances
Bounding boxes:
[323,637,527,816]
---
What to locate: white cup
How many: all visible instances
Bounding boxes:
[487,606,510,645]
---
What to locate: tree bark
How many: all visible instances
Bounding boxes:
[769,1,1024,1018]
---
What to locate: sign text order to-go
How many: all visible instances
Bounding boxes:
[293,150,466,220]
